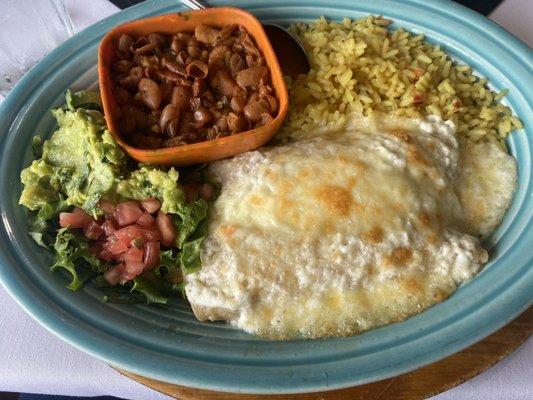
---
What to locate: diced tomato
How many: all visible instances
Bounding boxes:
[99,249,114,262]
[182,182,199,203]
[59,207,93,229]
[103,237,130,255]
[123,247,145,281]
[139,226,160,242]
[156,211,177,247]
[143,241,160,269]
[130,236,145,249]
[101,219,118,236]
[103,263,126,286]
[114,225,144,242]
[198,183,215,201]
[141,198,161,214]
[98,200,116,218]
[137,213,155,228]
[412,91,425,104]
[84,220,104,240]
[115,201,144,226]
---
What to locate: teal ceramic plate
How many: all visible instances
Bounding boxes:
[0,0,531,394]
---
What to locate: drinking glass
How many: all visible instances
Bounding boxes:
[0,0,74,98]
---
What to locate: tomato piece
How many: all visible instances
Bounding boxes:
[59,207,93,229]
[141,198,161,214]
[123,247,145,281]
[139,225,160,242]
[103,263,126,286]
[103,237,129,255]
[98,200,116,218]
[115,201,144,226]
[101,219,118,236]
[98,249,114,262]
[114,225,144,242]
[143,241,160,269]
[84,220,104,240]
[137,213,155,228]
[156,211,177,247]
[130,236,145,249]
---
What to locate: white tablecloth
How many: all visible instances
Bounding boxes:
[1,0,531,398]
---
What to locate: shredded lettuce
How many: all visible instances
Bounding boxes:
[51,228,107,291]
[175,199,208,247]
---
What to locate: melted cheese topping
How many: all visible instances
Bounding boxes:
[455,140,517,238]
[185,116,494,339]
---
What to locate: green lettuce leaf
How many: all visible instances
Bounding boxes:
[51,228,107,290]
[175,199,208,247]
[179,237,204,274]
[132,274,168,304]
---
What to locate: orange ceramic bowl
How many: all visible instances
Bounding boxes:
[98,7,289,166]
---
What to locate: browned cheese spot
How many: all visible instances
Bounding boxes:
[248,195,264,206]
[418,211,431,228]
[361,226,384,244]
[401,276,423,296]
[389,128,412,143]
[407,145,428,166]
[314,185,353,216]
[386,247,413,267]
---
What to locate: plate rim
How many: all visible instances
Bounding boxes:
[0,0,532,394]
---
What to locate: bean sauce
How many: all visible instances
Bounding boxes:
[110,24,278,149]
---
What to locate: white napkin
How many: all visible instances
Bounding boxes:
[0,0,531,399]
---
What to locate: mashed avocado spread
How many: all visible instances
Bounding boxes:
[19,91,208,303]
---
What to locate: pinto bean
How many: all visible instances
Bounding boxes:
[218,24,239,40]
[162,58,187,76]
[176,50,189,65]
[114,86,133,105]
[185,60,208,79]
[235,65,267,88]
[229,53,246,75]
[212,70,243,97]
[261,94,278,113]
[171,38,185,54]
[147,33,166,47]
[230,95,246,113]
[138,78,161,110]
[118,34,133,53]
[159,104,180,134]
[194,107,213,127]
[112,60,132,73]
[187,44,202,58]
[171,85,190,110]
[244,98,270,122]
[227,112,248,132]
[259,112,274,126]
[195,24,220,45]
[192,79,205,98]
[135,43,156,55]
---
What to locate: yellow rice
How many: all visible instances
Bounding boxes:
[278,16,522,145]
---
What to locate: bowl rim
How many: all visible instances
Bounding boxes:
[97,7,289,164]
[0,0,531,395]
